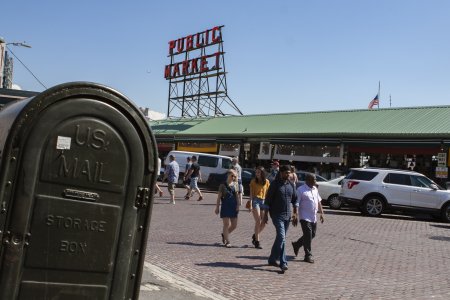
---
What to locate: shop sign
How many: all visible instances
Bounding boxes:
[435,166,448,178]
[437,152,447,167]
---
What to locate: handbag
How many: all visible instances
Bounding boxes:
[245,200,251,209]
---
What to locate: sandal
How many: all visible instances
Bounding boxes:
[221,233,225,244]
[225,242,232,248]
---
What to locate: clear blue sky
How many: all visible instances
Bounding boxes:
[2,0,450,115]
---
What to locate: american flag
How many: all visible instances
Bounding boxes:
[368,94,379,109]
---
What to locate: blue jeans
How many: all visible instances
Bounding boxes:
[269,215,290,268]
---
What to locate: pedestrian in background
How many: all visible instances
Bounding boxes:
[249,166,270,249]
[185,156,204,201]
[163,154,179,204]
[155,157,163,197]
[291,173,325,263]
[215,169,242,248]
[183,156,192,198]
[267,161,280,183]
[289,165,299,187]
[231,156,243,195]
[264,165,297,273]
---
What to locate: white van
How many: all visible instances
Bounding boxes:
[164,151,232,183]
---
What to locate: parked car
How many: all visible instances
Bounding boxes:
[206,168,255,195]
[339,167,450,222]
[317,176,345,209]
[296,171,327,187]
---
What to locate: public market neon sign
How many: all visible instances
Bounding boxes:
[164,26,223,79]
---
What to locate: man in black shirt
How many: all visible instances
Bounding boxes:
[185,156,204,201]
[264,165,298,273]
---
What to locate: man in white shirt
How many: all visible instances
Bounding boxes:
[291,173,324,263]
[163,155,180,204]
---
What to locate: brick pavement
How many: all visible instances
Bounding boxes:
[144,185,450,299]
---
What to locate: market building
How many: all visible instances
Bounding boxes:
[150,105,450,185]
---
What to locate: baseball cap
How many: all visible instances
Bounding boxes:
[271,161,279,166]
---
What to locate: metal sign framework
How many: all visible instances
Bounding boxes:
[165,26,242,118]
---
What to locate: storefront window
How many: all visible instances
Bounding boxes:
[275,145,341,157]
[273,144,343,163]
[258,142,272,160]
[219,144,240,156]
[177,142,217,153]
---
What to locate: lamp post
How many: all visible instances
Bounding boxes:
[0,37,32,89]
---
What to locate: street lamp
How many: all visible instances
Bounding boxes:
[6,41,32,48]
[0,38,32,89]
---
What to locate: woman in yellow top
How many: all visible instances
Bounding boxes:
[249,166,270,249]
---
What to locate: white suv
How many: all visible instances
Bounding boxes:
[339,167,450,222]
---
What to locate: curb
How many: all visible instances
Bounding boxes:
[142,262,228,300]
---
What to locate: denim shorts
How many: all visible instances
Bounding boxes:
[252,197,268,210]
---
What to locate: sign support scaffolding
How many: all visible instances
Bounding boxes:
[165,26,242,118]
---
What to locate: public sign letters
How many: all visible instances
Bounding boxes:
[164,26,223,79]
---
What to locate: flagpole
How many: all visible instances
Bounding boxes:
[378,81,381,108]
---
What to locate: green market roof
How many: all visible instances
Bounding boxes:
[150,106,450,141]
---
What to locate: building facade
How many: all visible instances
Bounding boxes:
[150,106,450,184]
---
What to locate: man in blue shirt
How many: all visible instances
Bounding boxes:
[164,154,180,204]
[291,173,325,263]
[263,165,297,273]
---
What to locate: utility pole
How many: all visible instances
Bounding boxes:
[0,37,32,89]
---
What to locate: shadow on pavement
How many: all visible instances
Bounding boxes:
[167,241,224,248]
[196,261,281,273]
[167,241,252,248]
[235,255,267,260]
[430,224,450,229]
[429,236,450,242]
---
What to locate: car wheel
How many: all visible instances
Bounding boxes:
[328,194,342,209]
[363,196,384,217]
[441,203,450,223]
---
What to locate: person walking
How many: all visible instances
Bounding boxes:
[289,165,299,187]
[263,165,297,273]
[215,169,242,248]
[183,156,192,198]
[267,161,280,183]
[155,157,163,197]
[231,156,243,194]
[163,154,180,204]
[185,156,204,201]
[154,183,164,197]
[249,166,270,249]
[291,173,325,263]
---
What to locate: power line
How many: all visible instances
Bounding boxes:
[6,45,47,89]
